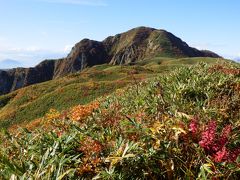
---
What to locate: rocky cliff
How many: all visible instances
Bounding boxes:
[0,27,221,95]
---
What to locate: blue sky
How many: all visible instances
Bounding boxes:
[0,0,239,68]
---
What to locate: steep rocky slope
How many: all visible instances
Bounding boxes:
[0,27,221,95]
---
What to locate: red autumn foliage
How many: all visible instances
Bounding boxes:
[199,120,217,153]
[188,119,240,163]
[208,65,240,76]
[77,136,103,175]
[189,117,199,135]
[79,136,103,156]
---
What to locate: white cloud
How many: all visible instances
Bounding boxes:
[218,52,240,62]
[9,46,41,52]
[64,45,73,53]
[233,53,240,62]
[190,42,225,50]
[36,0,107,6]
[0,46,67,67]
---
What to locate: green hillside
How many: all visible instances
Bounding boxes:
[0,61,239,179]
[0,57,225,129]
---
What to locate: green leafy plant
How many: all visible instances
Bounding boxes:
[0,62,239,179]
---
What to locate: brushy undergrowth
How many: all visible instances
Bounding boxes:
[0,62,240,179]
[0,57,224,129]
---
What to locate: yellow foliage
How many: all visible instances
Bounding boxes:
[45,109,61,121]
[149,121,164,149]
[148,115,188,149]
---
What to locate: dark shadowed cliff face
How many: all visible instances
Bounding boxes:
[0,60,55,94]
[0,27,221,95]
[0,70,13,94]
[53,39,108,78]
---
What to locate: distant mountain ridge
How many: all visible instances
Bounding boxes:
[234,57,240,62]
[0,59,22,70]
[0,26,221,95]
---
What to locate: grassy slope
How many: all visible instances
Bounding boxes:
[0,57,226,128]
[0,62,239,179]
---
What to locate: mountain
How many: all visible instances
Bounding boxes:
[234,57,240,62]
[0,27,221,95]
[0,59,22,70]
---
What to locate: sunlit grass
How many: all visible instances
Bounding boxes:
[0,57,226,129]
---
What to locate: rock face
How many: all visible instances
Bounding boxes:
[104,27,221,64]
[0,27,221,95]
[0,60,55,95]
[53,39,109,78]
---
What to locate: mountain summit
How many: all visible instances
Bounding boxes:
[0,27,221,95]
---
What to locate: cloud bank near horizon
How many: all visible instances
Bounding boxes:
[34,0,107,6]
[0,46,69,68]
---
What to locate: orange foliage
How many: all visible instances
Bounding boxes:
[69,101,99,122]
[209,65,240,75]
[77,157,102,175]
[8,101,100,134]
[8,118,43,133]
[78,136,103,156]
[8,124,20,134]
[45,109,61,121]
[77,136,103,175]
[25,118,43,130]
